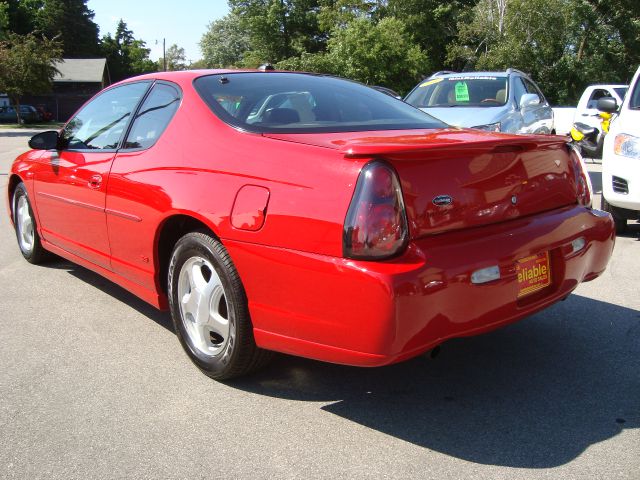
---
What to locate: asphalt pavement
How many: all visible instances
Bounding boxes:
[0,128,638,480]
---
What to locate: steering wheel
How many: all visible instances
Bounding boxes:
[481,98,501,104]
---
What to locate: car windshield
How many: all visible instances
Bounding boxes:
[614,87,628,100]
[405,76,509,108]
[194,73,446,133]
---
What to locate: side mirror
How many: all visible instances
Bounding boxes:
[520,93,540,110]
[597,97,618,113]
[29,130,59,150]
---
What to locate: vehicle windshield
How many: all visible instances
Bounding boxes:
[614,87,628,100]
[630,81,640,109]
[405,76,509,108]
[194,73,446,133]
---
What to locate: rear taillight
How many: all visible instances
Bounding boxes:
[343,161,408,260]
[568,144,592,207]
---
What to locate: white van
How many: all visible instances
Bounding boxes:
[601,67,640,233]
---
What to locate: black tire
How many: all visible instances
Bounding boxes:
[168,231,272,380]
[12,183,49,264]
[601,197,627,234]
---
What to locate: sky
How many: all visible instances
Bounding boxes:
[88,0,230,62]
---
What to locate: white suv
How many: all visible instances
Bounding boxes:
[601,66,640,233]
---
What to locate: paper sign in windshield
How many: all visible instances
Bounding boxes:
[455,82,470,102]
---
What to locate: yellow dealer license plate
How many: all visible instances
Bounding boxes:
[516,252,551,298]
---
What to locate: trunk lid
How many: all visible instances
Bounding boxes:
[265,129,579,239]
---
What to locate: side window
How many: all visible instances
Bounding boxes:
[124,83,181,149]
[587,89,612,109]
[512,77,528,105]
[62,82,150,150]
[523,78,545,102]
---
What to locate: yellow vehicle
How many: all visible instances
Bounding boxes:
[570,108,614,159]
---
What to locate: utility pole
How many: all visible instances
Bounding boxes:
[163,38,166,72]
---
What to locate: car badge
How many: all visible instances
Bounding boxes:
[433,195,453,206]
[511,195,518,205]
[554,159,561,167]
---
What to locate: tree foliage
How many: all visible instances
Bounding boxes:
[200,13,250,68]
[279,17,428,92]
[160,44,187,71]
[3,0,99,56]
[201,0,640,103]
[0,32,62,122]
[34,0,100,57]
[0,2,9,40]
[447,0,638,104]
[101,20,156,82]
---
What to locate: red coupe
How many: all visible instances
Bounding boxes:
[7,71,615,379]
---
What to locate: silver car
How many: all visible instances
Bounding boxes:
[404,69,554,134]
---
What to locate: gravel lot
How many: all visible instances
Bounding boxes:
[1,128,638,480]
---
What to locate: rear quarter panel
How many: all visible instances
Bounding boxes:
[105,85,364,294]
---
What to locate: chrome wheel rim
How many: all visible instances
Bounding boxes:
[177,256,230,357]
[16,195,34,254]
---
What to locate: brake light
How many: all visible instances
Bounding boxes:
[568,144,592,207]
[343,161,408,259]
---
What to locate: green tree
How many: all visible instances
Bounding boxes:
[35,0,100,57]
[0,2,9,39]
[200,12,250,67]
[0,32,62,123]
[278,16,429,93]
[229,0,323,65]
[386,0,475,72]
[159,43,187,71]
[446,0,639,104]
[4,0,41,35]
[101,20,156,82]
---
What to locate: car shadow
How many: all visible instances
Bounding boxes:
[41,256,639,468]
[42,256,174,333]
[617,222,640,240]
[229,294,639,469]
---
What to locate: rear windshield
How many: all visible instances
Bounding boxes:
[628,82,640,110]
[194,73,446,133]
[405,76,509,108]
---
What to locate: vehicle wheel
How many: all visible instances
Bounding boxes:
[12,183,49,264]
[168,231,272,380]
[601,197,627,234]
[579,143,597,160]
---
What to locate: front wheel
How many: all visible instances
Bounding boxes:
[168,231,272,380]
[601,197,627,234]
[12,183,49,264]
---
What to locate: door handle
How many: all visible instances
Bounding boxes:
[88,174,102,189]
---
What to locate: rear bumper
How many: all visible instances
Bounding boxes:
[226,205,615,367]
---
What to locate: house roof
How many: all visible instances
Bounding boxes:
[54,58,107,83]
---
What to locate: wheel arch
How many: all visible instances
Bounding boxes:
[154,213,222,296]
[7,174,25,222]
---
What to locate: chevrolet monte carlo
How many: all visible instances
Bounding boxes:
[7,71,615,379]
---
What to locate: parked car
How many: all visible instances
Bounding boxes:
[0,105,41,124]
[600,67,640,232]
[553,84,628,136]
[372,85,402,99]
[8,70,614,380]
[404,69,554,134]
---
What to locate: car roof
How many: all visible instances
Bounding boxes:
[113,69,318,89]
[431,71,509,79]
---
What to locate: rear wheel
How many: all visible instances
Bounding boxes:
[168,231,272,380]
[601,197,627,234]
[12,183,49,264]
